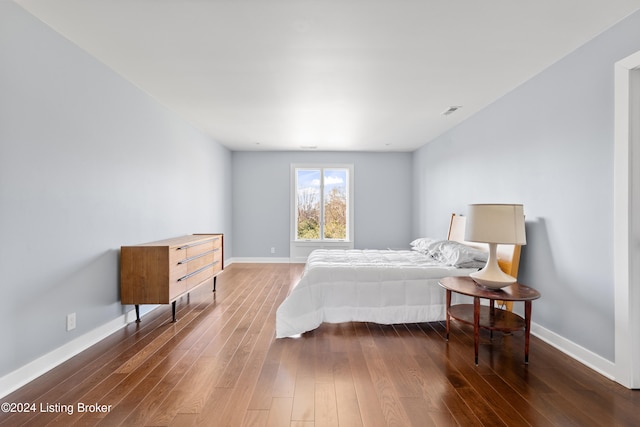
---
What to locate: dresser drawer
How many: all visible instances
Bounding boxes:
[185,251,215,273]
[210,235,222,249]
[179,249,219,291]
[212,248,223,274]
[183,238,213,256]
[169,275,188,301]
[186,263,216,290]
[170,246,187,264]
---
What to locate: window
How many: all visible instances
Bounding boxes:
[292,164,353,242]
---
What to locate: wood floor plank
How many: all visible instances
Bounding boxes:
[271,339,303,398]
[374,324,427,399]
[214,279,280,389]
[2,263,639,427]
[400,396,453,427]
[241,409,269,427]
[359,325,413,426]
[192,266,292,426]
[135,277,247,423]
[198,275,291,426]
[439,340,531,426]
[247,351,284,411]
[266,397,293,427]
[167,413,198,427]
[394,325,466,416]
[345,329,388,427]
[290,373,314,423]
[247,267,301,411]
[289,333,317,422]
[332,351,363,427]
[166,269,276,419]
[314,382,338,427]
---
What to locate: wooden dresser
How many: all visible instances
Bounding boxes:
[120,234,223,322]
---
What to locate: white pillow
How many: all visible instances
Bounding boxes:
[410,237,436,253]
[424,240,488,268]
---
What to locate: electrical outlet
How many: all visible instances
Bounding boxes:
[66,313,76,331]
[270,247,276,254]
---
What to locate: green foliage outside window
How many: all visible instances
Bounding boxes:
[323,187,346,239]
[295,168,348,240]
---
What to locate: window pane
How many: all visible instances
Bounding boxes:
[296,169,321,240]
[323,169,347,239]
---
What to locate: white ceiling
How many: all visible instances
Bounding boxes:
[15,0,640,152]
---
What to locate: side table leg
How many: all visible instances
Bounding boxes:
[445,289,451,341]
[135,305,140,323]
[524,300,532,364]
[172,301,177,323]
[474,296,480,365]
[490,299,495,340]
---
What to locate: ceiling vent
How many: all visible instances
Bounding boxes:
[442,106,462,116]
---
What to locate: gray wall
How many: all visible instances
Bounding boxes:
[413,9,640,362]
[232,151,413,258]
[0,3,231,378]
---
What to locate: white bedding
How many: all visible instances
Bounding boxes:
[275,249,477,338]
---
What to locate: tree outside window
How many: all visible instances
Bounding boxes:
[295,167,349,241]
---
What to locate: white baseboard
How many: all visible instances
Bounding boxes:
[531,322,615,381]
[0,309,142,399]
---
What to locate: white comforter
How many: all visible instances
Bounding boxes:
[275,249,476,338]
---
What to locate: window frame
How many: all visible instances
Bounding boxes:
[290,163,354,260]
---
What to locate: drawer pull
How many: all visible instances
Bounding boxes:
[177,238,216,250]
[177,261,219,281]
[177,248,219,264]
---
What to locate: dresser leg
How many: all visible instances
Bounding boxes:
[135,305,141,323]
[172,301,177,323]
[213,276,217,292]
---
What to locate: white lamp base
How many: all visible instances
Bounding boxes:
[469,243,516,289]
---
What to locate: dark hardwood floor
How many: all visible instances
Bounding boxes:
[1,263,638,426]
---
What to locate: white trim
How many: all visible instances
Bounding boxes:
[531,323,615,381]
[613,49,640,389]
[0,312,138,399]
[290,163,355,258]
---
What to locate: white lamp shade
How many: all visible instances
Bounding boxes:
[464,204,526,245]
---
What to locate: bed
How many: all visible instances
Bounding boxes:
[275,214,521,338]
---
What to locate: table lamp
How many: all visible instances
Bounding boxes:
[464,204,526,288]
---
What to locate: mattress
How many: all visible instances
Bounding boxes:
[275,249,476,338]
